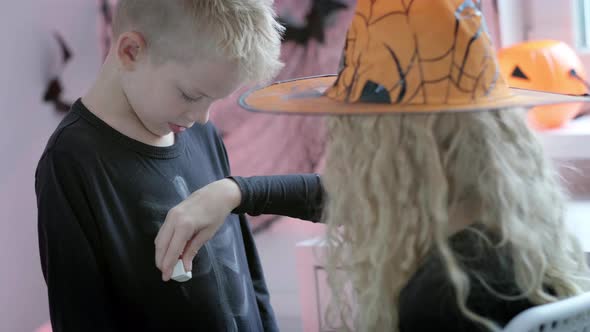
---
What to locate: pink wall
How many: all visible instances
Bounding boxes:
[0,1,101,331]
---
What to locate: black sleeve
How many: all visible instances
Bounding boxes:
[36,150,118,332]
[228,174,325,223]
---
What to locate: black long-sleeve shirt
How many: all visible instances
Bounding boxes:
[35,100,321,332]
[398,225,535,331]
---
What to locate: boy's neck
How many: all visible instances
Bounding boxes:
[81,54,174,147]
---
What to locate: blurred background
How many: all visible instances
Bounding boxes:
[1,0,590,331]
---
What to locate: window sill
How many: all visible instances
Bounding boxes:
[538,116,590,159]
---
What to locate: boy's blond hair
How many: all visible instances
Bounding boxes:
[113,0,284,83]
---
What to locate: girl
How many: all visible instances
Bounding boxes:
[240,0,590,330]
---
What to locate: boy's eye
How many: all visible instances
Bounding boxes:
[180,91,203,103]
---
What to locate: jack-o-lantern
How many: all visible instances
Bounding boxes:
[498,40,588,130]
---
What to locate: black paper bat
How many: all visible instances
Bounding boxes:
[279,0,349,45]
[43,33,73,113]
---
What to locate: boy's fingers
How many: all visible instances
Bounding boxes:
[194,230,212,254]
[154,220,173,270]
[181,235,197,272]
[181,230,210,271]
[162,229,191,281]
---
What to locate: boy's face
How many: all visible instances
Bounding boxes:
[119,34,243,136]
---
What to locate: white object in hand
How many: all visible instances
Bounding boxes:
[171,259,192,282]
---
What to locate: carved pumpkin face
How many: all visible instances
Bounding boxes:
[498,40,588,130]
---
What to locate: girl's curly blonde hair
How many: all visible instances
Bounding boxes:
[322,109,590,331]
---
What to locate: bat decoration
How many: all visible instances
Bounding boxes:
[43,33,73,113]
[279,0,349,45]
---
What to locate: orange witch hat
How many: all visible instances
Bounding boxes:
[240,0,590,115]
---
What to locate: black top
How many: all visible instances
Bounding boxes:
[398,226,535,331]
[35,100,322,332]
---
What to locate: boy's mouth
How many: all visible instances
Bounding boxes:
[169,123,187,134]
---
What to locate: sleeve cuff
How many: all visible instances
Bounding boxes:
[226,176,250,214]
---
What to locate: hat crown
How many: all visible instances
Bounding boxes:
[326,0,511,106]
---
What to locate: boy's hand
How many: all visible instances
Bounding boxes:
[155,179,242,281]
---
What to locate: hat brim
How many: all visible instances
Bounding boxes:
[240,75,590,115]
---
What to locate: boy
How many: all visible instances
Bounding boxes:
[35,1,321,331]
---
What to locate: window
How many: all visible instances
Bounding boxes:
[575,0,590,50]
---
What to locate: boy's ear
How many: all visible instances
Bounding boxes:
[116,31,147,70]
